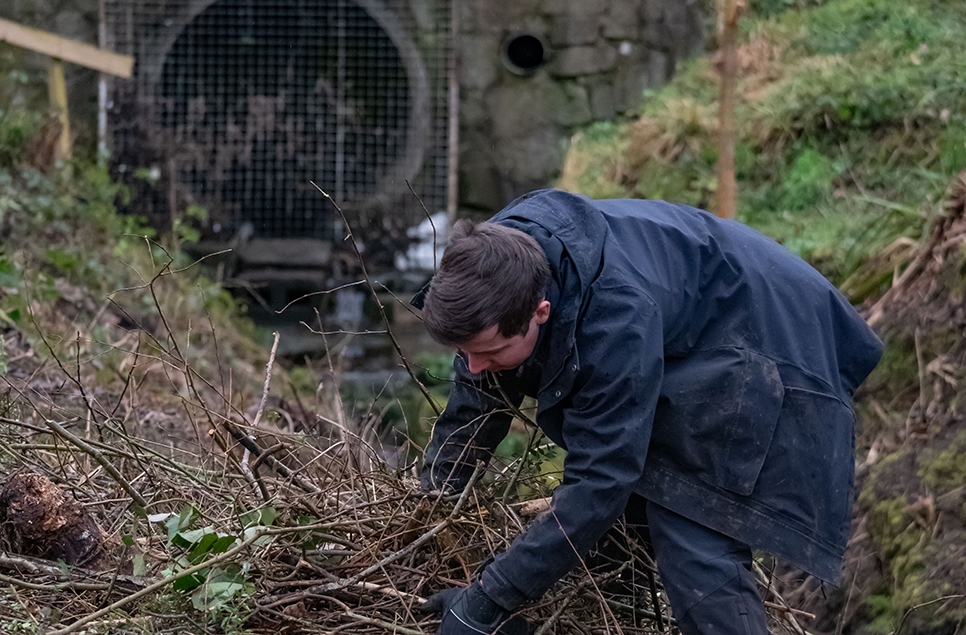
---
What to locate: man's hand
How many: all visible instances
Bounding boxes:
[421,583,530,634]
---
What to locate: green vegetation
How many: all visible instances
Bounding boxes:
[561,0,966,295]
[137,503,279,619]
[0,161,267,413]
[0,101,269,412]
[853,429,966,631]
[919,430,966,492]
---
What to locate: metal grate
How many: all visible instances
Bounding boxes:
[104,0,451,244]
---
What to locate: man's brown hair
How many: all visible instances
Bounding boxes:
[422,220,550,346]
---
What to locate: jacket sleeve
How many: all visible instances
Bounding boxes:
[480,284,664,610]
[421,353,526,491]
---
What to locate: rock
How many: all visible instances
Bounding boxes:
[550,44,618,77]
[602,2,640,40]
[549,14,600,47]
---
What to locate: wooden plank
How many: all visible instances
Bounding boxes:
[0,17,133,78]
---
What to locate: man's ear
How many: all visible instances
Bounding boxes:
[534,299,551,325]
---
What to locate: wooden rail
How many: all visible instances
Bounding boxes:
[0,17,134,160]
[0,18,132,78]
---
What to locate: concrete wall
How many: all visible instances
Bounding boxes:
[456,0,705,212]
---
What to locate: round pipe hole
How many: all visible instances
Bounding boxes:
[501,34,547,75]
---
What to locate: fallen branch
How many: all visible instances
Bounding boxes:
[40,417,148,510]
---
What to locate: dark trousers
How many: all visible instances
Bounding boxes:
[615,496,770,635]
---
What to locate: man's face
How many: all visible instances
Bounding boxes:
[459,300,551,374]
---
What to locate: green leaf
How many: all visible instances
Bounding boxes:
[167,505,201,543]
[0,258,21,288]
[178,505,202,529]
[260,506,279,526]
[239,509,259,528]
[243,526,274,546]
[172,572,206,592]
[132,554,147,576]
[0,308,19,326]
[165,516,181,542]
[191,580,244,611]
[172,526,216,551]
[186,533,219,564]
[241,506,278,529]
[208,535,237,554]
[171,533,193,550]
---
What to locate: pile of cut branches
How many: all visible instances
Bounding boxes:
[0,165,678,633]
[0,252,809,635]
[0,373,665,633]
[0,336,673,635]
[0,397,807,634]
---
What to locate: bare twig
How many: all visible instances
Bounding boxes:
[40,417,148,509]
[895,595,966,635]
[252,330,280,430]
[311,181,441,417]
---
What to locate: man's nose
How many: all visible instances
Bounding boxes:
[466,354,489,374]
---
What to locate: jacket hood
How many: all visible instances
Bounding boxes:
[492,190,607,293]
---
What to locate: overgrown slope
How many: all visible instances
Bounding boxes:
[0,125,274,441]
[562,0,966,292]
[560,0,966,632]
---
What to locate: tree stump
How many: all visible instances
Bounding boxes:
[0,471,106,567]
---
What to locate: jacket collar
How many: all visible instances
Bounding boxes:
[492,190,608,406]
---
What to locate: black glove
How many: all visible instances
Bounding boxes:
[421,583,530,635]
[418,469,454,497]
[419,463,471,496]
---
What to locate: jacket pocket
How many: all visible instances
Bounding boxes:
[653,348,784,496]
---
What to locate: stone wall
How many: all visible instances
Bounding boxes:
[2,0,706,216]
[456,0,705,212]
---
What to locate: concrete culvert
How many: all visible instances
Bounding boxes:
[153,0,429,239]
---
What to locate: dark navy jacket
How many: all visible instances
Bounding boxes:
[420,190,883,610]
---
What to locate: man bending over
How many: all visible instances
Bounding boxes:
[415,190,882,635]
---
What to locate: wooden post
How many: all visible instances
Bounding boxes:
[47,57,72,161]
[715,0,739,219]
[446,1,460,226]
[98,0,109,166]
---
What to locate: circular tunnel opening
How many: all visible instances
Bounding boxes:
[156,0,426,240]
[502,34,547,75]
